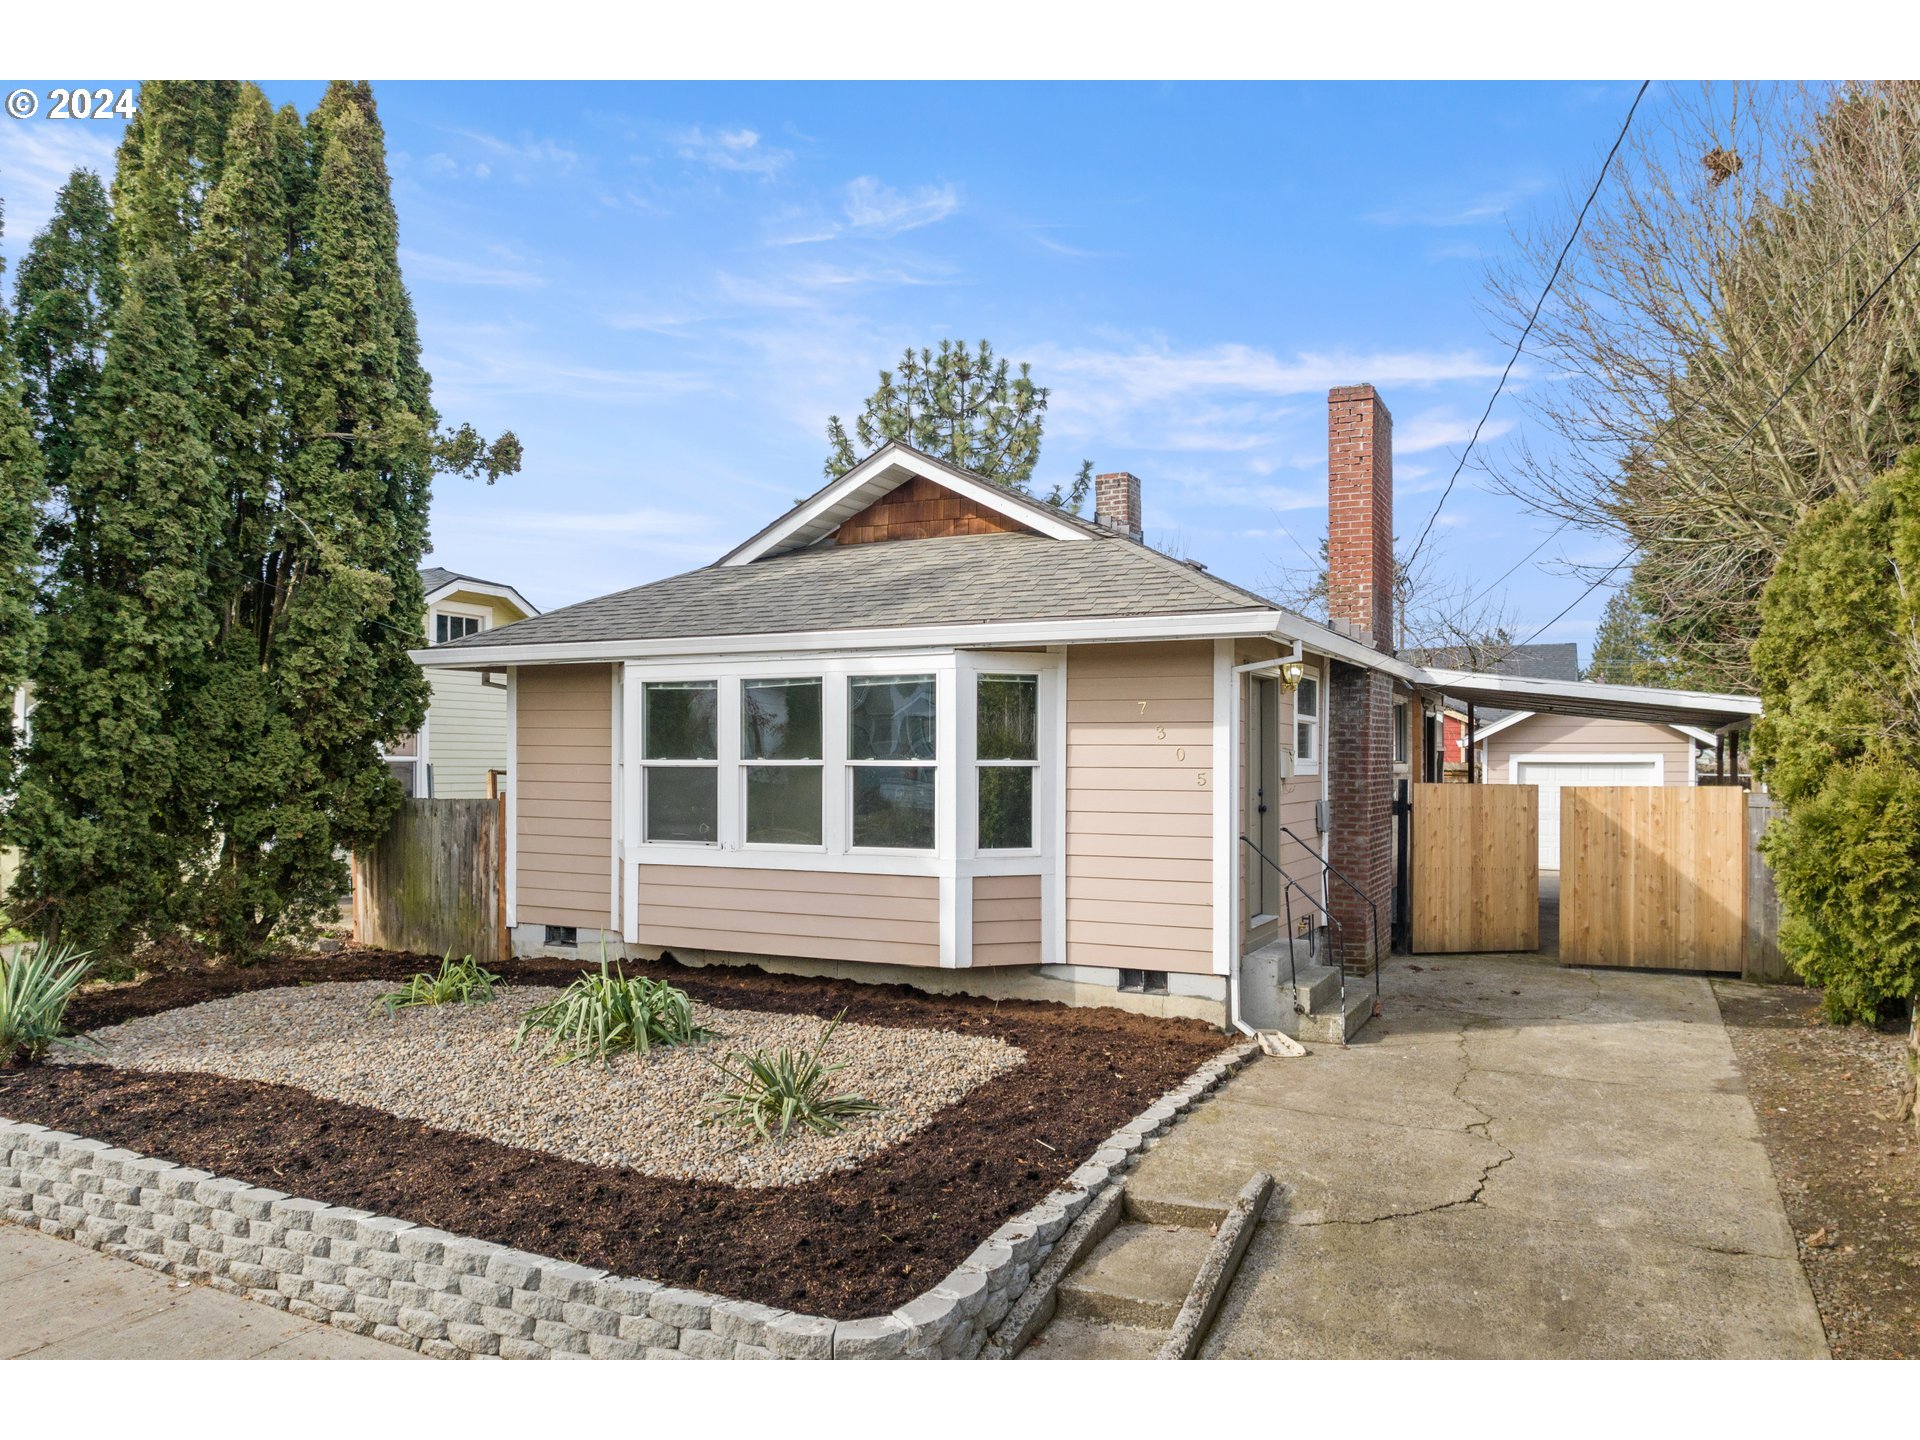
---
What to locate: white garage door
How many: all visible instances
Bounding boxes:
[1514,758,1662,868]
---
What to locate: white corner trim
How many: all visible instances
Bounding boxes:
[424,576,540,618]
[1212,639,1237,978]
[503,667,517,929]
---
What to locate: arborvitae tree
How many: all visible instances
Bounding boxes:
[110,81,241,272]
[10,170,116,496]
[0,201,48,799]
[10,256,218,951]
[825,338,1091,508]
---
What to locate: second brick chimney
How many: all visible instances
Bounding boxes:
[1326,384,1394,652]
[1094,471,1143,541]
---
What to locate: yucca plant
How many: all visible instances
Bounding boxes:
[514,956,708,1064]
[706,1011,883,1143]
[373,953,502,1017]
[0,940,97,1066]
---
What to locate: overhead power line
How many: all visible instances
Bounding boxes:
[1402,81,1651,573]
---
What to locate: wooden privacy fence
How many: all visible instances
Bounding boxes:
[1410,782,1539,953]
[1559,786,1746,972]
[352,798,506,966]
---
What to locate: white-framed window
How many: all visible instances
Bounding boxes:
[741,677,824,847]
[433,610,486,644]
[642,680,718,844]
[975,673,1039,852]
[848,674,937,851]
[1393,697,1410,767]
[1294,669,1321,774]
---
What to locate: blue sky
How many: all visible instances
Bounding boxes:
[0,80,1642,657]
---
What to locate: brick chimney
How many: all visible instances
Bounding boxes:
[1094,471,1143,541]
[1323,384,1397,974]
[1326,384,1393,652]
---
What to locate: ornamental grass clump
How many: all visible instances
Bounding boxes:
[514,957,708,1064]
[373,953,502,1017]
[706,1011,882,1144]
[0,940,96,1066]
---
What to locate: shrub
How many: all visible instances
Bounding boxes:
[1753,450,1920,1022]
[514,957,707,1064]
[373,953,502,1017]
[0,939,96,1065]
[706,1011,882,1143]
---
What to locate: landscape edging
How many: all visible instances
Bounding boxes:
[0,1040,1258,1360]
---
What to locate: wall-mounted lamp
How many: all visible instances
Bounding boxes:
[1278,660,1305,692]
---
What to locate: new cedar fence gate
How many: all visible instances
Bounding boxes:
[352,797,507,966]
[1409,782,1540,953]
[1557,786,1746,972]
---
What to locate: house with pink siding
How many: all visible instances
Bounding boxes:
[413,384,1756,1041]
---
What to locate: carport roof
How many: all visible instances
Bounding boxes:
[1419,668,1761,731]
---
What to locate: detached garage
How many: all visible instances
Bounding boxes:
[1475,712,1713,869]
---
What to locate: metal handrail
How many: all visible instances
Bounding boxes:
[1275,823,1383,1013]
[1240,835,1346,1013]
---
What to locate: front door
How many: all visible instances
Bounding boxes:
[1245,675,1282,916]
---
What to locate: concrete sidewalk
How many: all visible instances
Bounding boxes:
[1,1222,413,1359]
[1123,953,1830,1359]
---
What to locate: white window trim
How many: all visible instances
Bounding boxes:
[738,677,827,853]
[430,598,492,646]
[1293,666,1322,776]
[638,679,722,848]
[846,671,942,856]
[962,660,1048,860]
[1392,696,1411,770]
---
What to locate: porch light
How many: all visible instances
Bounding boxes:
[1279,660,1305,692]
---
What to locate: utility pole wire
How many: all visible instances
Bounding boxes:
[1403,80,1651,574]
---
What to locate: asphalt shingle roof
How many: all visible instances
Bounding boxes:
[1413,642,1583,724]
[436,531,1275,652]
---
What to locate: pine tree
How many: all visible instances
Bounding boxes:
[10,169,115,496]
[10,256,218,951]
[1585,585,1680,687]
[825,338,1091,507]
[0,200,48,801]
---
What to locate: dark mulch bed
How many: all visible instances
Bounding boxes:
[5,948,1230,1319]
[1714,981,1920,1360]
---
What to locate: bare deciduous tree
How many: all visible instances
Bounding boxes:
[1484,81,1920,688]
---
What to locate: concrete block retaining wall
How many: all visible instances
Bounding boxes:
[0,1041,1257,1360]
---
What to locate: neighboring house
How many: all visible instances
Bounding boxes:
[387,568,540,799]
[416,384,1756,1032]
[1418,643,1715,868]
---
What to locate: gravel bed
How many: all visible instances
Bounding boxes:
[59,981,1024,1189]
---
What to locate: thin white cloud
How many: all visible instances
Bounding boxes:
[0,121,120,252]
[769,175,962,246]
[1394,408,1514,455]
[400,247,544,289]
[423,322,709,407]
[438,128,580,183]
[671,125,789,177]
[1364,178,1548,228]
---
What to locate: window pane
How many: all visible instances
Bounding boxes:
[742,678,822,760]
[852,766,935,849]
[849,675,936,761]
[1296,676,1317,716]
[977,675,1038,761]
[1296,720,1315,762]
[746,765,823,845]
[644,681,717,760]
[978,767,1033,850]
[645,767,717,842]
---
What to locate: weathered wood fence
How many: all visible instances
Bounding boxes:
[352,798,505,965]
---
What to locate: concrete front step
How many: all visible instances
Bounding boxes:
[1052,1221,1214,1329]
[1017,1315,1163,1360]
[1279,982,1376,1045]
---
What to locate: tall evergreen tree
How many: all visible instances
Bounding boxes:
[10,256,218,950]
[110,81,241,273]
[1585,584,1681,687]
[825,338,1091,508]
[0,200,48,800]
[10,170,115,497]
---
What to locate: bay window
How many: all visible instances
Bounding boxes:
[643,680,718,843]
[742,677,824,846]
[975,673,1038,851]
[848,674,937,850]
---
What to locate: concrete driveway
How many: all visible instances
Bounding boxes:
[1125,953,1830,1359]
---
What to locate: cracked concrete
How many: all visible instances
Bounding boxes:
[1123,952,1829,1359]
